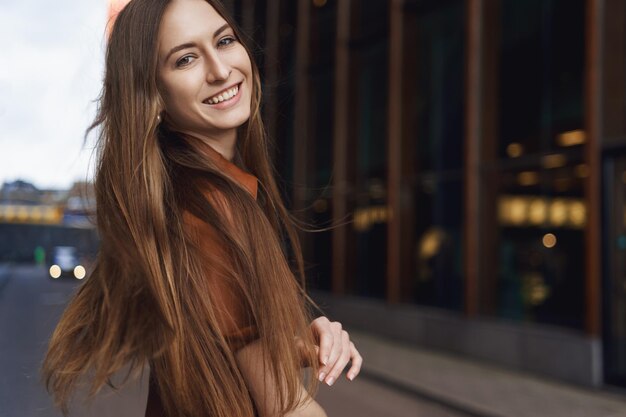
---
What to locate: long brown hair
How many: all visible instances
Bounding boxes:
[42,1,319,416]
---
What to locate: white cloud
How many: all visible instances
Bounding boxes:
[0,1,107,190]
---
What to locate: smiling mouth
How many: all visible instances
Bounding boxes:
[203,82,242,105]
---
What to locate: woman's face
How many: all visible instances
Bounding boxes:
[157,0,253,138]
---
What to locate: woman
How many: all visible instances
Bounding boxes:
[42,0,362,416]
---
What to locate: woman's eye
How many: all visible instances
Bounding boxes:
[175,55,194,67]
[218,36,236,48]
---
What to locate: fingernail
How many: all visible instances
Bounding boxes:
[347,373,354,381]
[326,377,335,386]
[323,356,329,365]
[318,372,326,382]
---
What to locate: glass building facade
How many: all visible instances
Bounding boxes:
[225,0,626,388]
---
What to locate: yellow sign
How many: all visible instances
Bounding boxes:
[0,205,63,225]
[498,195,586,229]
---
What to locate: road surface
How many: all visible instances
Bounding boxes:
[0,265,468,417]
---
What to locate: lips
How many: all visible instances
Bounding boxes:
[203,82,242,105]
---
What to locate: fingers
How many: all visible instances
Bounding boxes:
[323,321,343,367]
[312,316,332,365]
[321,330,351,386]
[310,316,363,386]
[346,342,363,381]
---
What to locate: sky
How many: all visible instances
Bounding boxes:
[0,1,107,190]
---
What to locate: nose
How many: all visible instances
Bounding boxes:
[205,52,231,83]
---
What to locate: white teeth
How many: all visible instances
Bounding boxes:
[207,84,239,104]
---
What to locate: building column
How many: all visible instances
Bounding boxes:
[332,0,357,295]
[387,0,415,303]
[583,0,606,337]
[464,0,500,316]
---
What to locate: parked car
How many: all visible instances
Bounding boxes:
[48,246,86,280]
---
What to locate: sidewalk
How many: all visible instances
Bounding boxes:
[351,330,626,417]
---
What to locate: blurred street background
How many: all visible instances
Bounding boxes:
[4,0,626,416]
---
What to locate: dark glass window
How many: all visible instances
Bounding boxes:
[306,0,337,291]
[407,0,465,310]
[494,0,586,329]
[348,1,390,299]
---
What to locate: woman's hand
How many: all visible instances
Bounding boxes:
[310,316,363,386]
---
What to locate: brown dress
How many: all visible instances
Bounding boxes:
[144,140,260,417]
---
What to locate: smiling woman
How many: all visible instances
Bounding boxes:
[157,2,253,146]
[40,1,362,417]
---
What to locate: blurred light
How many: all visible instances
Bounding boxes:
[498,195,586,229]
[575,164,589,178]
[549,200,568,226]
[313,0,327,6]
[509,198,527,225]
[543,233,557,248]
[371,206,385,223]
[528,199,547,225]
[4,206,15,221]
[74,265,86,280]
[523,273,550,305]
[419,228,445,259]
[506,143,524,158]
[17,207,28,221]
[542,154,567,169]
[353,206,389,232]
[517,171,539,186]
[569,201,587,227]
[50,265,62,279]
[557,129,586,147]
[531,284,550,305]
[44,207,61,223]
[0,205,63,224]
[31,207,43,222]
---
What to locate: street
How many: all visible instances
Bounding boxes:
[0,265,466,417]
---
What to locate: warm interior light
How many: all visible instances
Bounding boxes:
[550,200,568,226]
[542,154,567,169]
[557,130,586,147]
[506,143,524,158]
[49,265,62,279]
[542,233,557,248]
[569,201,586,227]
[419,228,445,259]
[528,199,547,225]
[509,198,527,225]
[517,171,539,186]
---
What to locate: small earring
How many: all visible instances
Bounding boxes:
[156,114,162,124]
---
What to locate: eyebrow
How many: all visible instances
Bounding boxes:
[164,23,231,62]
